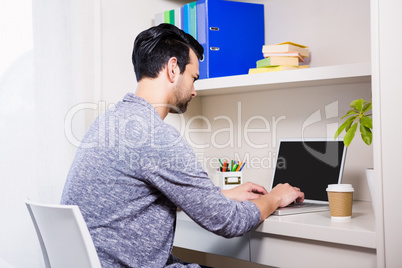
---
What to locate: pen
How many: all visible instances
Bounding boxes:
[239,162,246,171]
[218,159,245,172]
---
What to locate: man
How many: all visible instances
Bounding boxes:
[61,23,304,267]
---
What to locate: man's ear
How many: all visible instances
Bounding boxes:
[167,57,179,83]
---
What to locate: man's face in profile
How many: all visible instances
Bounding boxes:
[169,49,199,114]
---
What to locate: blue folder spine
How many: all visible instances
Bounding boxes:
[183,2,197,39]
[197,0,208,78]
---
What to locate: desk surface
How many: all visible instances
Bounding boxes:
[255,201,376,249]
[177,201,376,249]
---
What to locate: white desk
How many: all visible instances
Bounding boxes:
[174,201,376,267]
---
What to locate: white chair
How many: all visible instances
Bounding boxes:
[25,199,101,268]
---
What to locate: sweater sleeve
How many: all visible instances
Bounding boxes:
[138,123,261,238]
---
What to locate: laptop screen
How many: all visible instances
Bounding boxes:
[271,139,347,202]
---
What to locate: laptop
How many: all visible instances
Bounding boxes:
[270,138,347,216]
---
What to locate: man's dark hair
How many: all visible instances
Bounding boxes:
[132,23,204,82]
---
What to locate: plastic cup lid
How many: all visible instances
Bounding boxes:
[326,184,354,192]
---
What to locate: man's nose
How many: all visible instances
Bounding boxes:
[191,85,197,97]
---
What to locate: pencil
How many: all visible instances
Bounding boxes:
[219,159,223,167]
[232,163,239,172]
[235,162,242,172]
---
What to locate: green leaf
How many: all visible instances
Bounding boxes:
[350,99,364,112]
[345,116,357,132]
[334,116,356,139]
[361,116,373,129]
[362,102,372,113]
[344,123,358,147]
[341,109,358,119]
[360,124,373,145]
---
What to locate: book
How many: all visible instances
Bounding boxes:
[262,52,305,62]
[174,7,182,29]
[154,8,182,29]
[165,10,175,25]
[262,42,309,57]
[277,41,308,48]
[249,65,309,74]
[257,56,300,68]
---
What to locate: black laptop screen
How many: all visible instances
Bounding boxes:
[272,140,346,202]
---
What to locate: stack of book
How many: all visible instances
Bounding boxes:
[249,42,309,74]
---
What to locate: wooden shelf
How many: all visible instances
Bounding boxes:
[195,62,371,96]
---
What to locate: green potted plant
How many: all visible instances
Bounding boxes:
[334,98,372,147]
[334,98,375,215]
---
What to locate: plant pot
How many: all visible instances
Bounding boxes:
[366,168,375,217]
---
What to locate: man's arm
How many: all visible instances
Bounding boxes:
[221,182,268,201]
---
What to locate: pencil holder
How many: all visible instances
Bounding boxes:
[218,171,243,190]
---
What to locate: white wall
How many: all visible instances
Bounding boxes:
[0,1,101,267]
[263,0,371,67]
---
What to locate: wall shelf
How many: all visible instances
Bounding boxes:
[195,62,371,96]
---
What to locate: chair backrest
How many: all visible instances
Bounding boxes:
[25,200,101,268]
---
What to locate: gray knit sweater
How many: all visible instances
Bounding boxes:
[61,93,260,267]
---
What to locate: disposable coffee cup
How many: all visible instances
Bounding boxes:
[326,184,354,221]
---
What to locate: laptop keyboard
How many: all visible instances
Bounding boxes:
[287,202,328,208]
[273,201,330,215]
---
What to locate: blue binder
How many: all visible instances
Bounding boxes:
[196,0,265,79]
[183,2,197,40]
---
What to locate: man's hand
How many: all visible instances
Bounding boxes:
[250,183,305,222]
[221,182,269,202]
[269,183,304,207]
